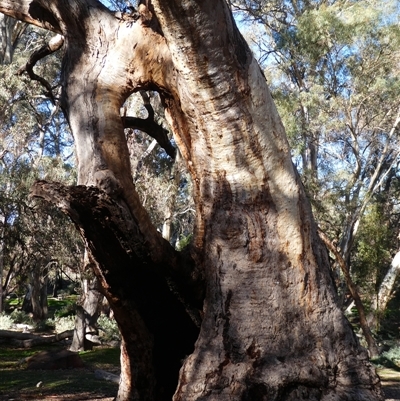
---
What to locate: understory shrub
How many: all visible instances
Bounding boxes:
[10,309,32,325]
[53,315,76,333]
[98,315,120,342]
[0,313,13,330]
[372,346,400,369]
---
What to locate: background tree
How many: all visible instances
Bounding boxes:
[0,22,81,316]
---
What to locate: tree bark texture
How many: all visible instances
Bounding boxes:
[70,275,104,352]
[0,1,384,400]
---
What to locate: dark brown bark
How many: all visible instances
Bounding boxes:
[31,181,200,401]
[16,34,64,103]
[123,91,176,159]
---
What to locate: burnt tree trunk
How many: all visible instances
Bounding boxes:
[0,1,383,401]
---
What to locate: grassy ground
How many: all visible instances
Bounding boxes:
[0,345,120,401]
[2,344,400,400]
[3,296,400,399]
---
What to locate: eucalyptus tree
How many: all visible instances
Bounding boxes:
[234,0,400,324]
[0,1,384,401]
[0,22,80,316]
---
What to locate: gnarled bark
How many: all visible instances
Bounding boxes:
[1,0,384,400]
[31,181,201,400]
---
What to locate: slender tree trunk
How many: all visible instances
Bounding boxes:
[70,275,103,352]
[368,250,400,330]
[31,266,43,321]
[0,216,4,313]
[319,230,379,358]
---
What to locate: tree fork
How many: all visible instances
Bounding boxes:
[30,181,202,400]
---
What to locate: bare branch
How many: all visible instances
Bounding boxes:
[16,34,64,104]
[123,91,177,159]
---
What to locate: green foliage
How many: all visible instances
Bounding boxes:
[353,203,394,292]
[0,312,13,330]
[372,346,400,369]
[53,303,76,318]
[0,24,83,313]
[176,233,193,251]
[98,315,120,342]
[9,309,32,325]
[52,315,75,333]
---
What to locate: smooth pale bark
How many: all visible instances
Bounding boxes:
[70,257,104,352]
[376,251,400,312]
[368,250,400,330]
[0,1,384,400]
[70,277,103,352]
[0,14,25,63]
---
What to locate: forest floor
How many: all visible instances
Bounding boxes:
[0,366,399,400]
[0,343,399,400]
[0,344,119,401]
[380,368,400,400]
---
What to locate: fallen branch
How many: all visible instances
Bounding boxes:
[0,329,73,348]
[94,369,120,383]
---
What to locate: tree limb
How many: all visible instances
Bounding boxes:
[318,229,380,357]
[16,34,64,104]
[0,1,61,33]
[124,91,176,159]
[30,181,204,325]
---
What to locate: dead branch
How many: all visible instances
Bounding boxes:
[94,369,120,383]
[124,91,176,159]
[0,329,73,348]
[16,34,64,104]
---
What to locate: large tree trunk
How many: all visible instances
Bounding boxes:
[0,1,383,400]
[32,182,201,401]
